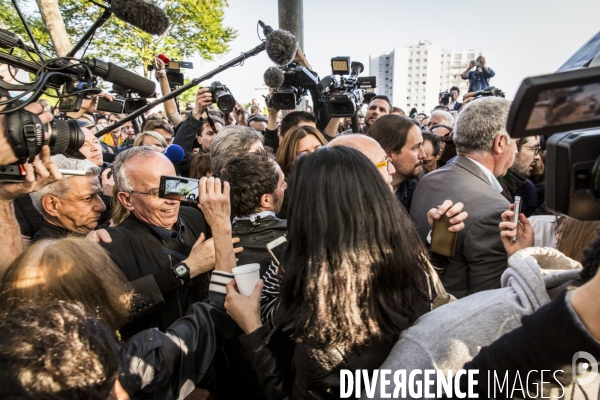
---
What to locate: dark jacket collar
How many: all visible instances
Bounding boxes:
[33,219,84,242]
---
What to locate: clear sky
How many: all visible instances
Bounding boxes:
[187,0,600,108]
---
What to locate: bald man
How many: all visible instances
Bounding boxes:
[329,134,395,189]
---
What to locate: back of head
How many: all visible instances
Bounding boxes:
[221,152,278,217]
[277,146,429,348]
[189,153,214,178]
[329,134,382,163]
[453,97,511,154]
[280,111,316,138]
[133,131,168,148]
[367,114,418,153]
[0,238,132,331]
[430,110,454,127]
[210,125,264,177]
[142,118,174,136]
[29,155,101,215]
[0,301,118,400]
[276,125,326,176]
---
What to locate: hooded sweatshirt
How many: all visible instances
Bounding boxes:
[366,247,596,400]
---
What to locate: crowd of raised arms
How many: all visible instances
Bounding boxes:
[0,53,599,400]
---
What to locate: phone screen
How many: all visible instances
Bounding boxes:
[159,175,200,203]
[430,214,457,257]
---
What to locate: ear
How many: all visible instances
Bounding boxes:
[117,192,135,211]
[259,193,272,209]
[42,195,60,218]
[435,151,442,161]
[492,134,507,155]
[197,135,202,144]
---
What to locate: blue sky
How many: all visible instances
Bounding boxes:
[189,0,599,107]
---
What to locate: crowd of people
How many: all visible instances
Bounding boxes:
[0,52,599,400]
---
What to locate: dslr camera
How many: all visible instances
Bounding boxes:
[475,86,505,99]
[507,65,600,220]
[207,81,236,114]
[319,57,376,117]
[440,91,452,106]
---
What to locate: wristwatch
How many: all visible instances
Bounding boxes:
[173,262,191,285]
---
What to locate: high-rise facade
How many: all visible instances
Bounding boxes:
[369,41,492,114]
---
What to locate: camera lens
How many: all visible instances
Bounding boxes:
[272,90,296,110]
[44,119,85,158]
[216,93,235,113]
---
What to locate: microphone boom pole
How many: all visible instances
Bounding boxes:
[96,41,267,137]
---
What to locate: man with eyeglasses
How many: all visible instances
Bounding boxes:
[498,136,542,216]
[100,146,242,339]
[410,97,515,299]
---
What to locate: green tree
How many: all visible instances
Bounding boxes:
[0,0,237,77]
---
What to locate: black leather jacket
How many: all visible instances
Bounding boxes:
[239,324,396,400]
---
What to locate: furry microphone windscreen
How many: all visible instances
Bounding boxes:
[264,66,285,88]
[111,0,170,35]
[265,30,297,66]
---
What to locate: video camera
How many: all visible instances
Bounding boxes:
[507,65,600,220]
[147,54,193,90]
[475,86,505,99]
[265,62,319,110]
[319,57,376,117]
[440,91,452,106]
[0,0,159,181]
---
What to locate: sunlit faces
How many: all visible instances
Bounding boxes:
[511,136,541,177]
[79,128,104,167]
[153,128,173,145]
[296,134,322,157]
[388,125,425,181]
[421,140,439,174]
[141,136,166,153]
[365,99,390,127]
[197,121,222,153]
[118,154,180,229]
[44,175,105,234]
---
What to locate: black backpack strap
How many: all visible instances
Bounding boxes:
[119,219,192,257]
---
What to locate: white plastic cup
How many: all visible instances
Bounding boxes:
[232,263,260,296]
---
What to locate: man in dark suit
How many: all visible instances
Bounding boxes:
[449,86,462,111]
[410,97,517,298]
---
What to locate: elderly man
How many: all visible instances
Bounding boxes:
[101,146,240,339]
[410,97,516,298]
[368,114,426,212]
[426,109,455,130]
[29,155,105,241]
[210,125,264,177]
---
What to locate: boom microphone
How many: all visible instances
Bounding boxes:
[316,75,334,93]
[112,83,129,96]
[82,58,156,97]
[265,29,297,66]
[165,144,185,163]
[264,66,285,88]
[111,0,170,35]
[258,20,274,37]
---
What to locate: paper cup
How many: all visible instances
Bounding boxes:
[232,263,260,296]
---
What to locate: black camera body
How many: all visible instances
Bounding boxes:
[475,86,505,99]
[269,63,319,110]
[440,91,452,106]
[320,57,376,117]
[208,81,236,113]
[148,59,193,90]
[507,65,600,221]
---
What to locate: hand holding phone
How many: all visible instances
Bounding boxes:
[266,236,287,266]
[159,175,200,203]
[430,214,457,257]
[511,196,522,243]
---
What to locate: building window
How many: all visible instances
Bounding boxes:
[408,74,411,77]
[416,66,419,70]
[422,103,425,107]
[422,74,426,77]
[467,53,474,59]
[454,54,462,60]
[422,82,426,85]
[424,66,427,70]
[453,61,461,67]
[424,59,427,62]
[416,51,420,55]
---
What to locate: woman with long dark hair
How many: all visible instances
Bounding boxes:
[225,146,438,398]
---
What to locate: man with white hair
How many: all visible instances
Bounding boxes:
[426,109,455,130]
[411,97,516,298]
[30,155,105,241]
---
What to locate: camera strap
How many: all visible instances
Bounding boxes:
[206,114,219,134]
[3,105,44,163]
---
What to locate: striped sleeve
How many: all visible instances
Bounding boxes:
[209,270,234,294]
[260,261,282,327]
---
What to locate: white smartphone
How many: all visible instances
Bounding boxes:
[266,236,287,266]
[511,196,522,243]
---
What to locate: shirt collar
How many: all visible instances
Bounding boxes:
[232,210,277,224]
[131,212,186,242]
[467,157,503,193]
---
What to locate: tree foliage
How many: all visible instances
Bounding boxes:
[0,0,237,77]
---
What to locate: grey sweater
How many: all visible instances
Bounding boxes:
[367,247,596,399]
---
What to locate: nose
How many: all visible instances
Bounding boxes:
[94,195,107,212]
[418,144,426,160]
[387,161,396,176]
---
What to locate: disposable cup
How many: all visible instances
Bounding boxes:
[232,263,260,296]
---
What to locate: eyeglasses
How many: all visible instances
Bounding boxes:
[519,144,541,156]
[128,189,160,198]
[375,157,391,171]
